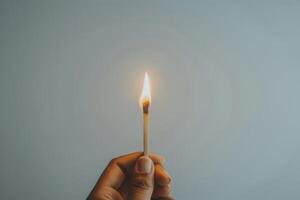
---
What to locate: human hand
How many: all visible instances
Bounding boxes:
[87,152,174,200]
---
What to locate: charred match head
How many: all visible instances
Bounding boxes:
[142,100,150,114]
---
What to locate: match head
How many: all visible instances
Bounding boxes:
[142,99,150,113]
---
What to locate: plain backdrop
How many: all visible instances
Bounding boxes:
[1,1,300,199]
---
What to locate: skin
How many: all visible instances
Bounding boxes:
[87,152,174,200]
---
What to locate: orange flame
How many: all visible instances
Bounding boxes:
[139,72,151,111]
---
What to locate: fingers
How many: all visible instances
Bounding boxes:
[154,164,171,186]
[88,152,165,199]
[113,152,164,173]
[154,197,175,200]
[153,165,172,199]
[152,185,171,199]
[87,187,123,200]
[128,156,155,200]
[100,152,164,189]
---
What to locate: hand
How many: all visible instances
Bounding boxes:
[87,152,174,200]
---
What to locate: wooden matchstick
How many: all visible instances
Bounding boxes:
[143,112,149,156]
[143,101,150,157]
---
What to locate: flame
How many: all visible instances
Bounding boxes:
[139,72,151,110]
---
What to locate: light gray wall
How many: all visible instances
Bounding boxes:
[1,1,300,199]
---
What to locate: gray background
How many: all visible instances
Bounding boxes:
[1,1,300,199]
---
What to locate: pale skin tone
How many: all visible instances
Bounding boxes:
[87,152,174,200]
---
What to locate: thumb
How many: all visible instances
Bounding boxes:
[128,156,154,200]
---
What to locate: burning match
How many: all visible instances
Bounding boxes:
[140,72,151,157]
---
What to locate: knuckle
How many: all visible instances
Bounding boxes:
[87,194,112,200]
[87,187,117,200]
[109,158,118,166]
[132,176,153,190]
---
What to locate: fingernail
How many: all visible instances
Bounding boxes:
[136,156,153,174]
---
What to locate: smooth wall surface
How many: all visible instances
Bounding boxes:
[1,1,300,199]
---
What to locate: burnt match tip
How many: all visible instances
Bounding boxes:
[142,101,150,114]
